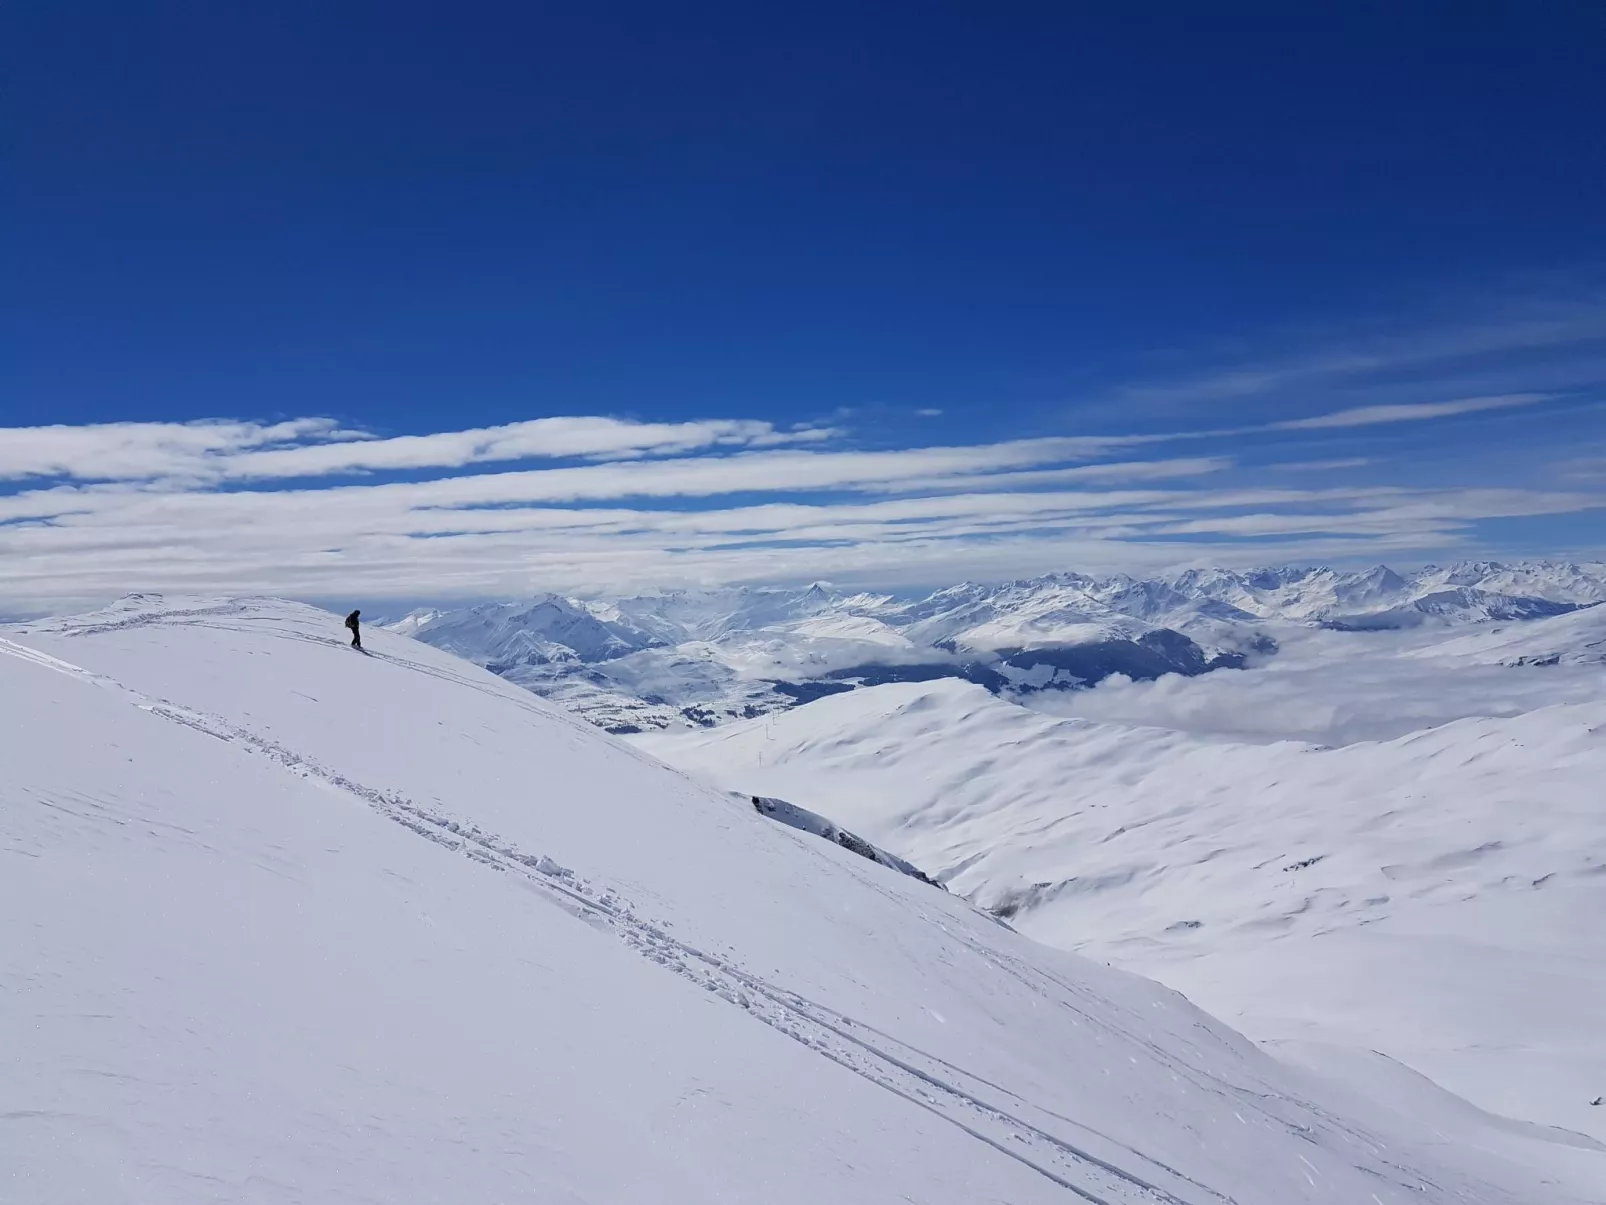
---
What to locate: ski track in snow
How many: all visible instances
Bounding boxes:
[2,619,1487,1205]
[0,627,1317,1205]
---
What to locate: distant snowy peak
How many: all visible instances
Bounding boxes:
[1148,564,1406,623]
[1324,587,1583,631]
[880,560,1605,637]
[394,560,1606,733]
[386,607,444,637]
[784,613,914,647]
[607,582,845,640]
[1416,560,1606,605]
[945,582,1154,653]
[1147,560,1606,627]
[396,594,662,666]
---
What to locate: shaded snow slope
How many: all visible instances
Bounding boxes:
[636,677,1606,1191]
[6,596,1574,1203]
[1409,602,1606,666]
[749,792,943,887]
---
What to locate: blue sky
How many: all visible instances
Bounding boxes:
[3,2,1604,610]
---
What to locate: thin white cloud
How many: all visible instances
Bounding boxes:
[1,392,1537,491]
[2,404,1602,614]
[2,462,1600,614]
[1272,394,1544,431]
[0,416,840,484]
[0,418,356,483]
[1554,456,1606,482]
[221,417,837,479]
[352,438,1164,508]
[1147,489,1605,537]
[1112,301,1606,408]
[876,457,1233,494]
[1270,458,1373,472]
[1013,394,1565,462]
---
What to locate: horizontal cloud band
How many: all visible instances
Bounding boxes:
[0,395,1599,613]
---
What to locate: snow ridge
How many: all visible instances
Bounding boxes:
[0,638,1202,1202]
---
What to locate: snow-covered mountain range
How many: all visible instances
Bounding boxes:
[394,560,1606,732]
[8,594,1584,1202]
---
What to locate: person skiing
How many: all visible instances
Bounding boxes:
[345,609,362,650]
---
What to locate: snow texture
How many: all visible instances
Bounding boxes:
[637,632,1606,1198]
[2,595,1584,1203]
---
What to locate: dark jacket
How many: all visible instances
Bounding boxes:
[345,610,361,632]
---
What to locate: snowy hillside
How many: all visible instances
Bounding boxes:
[395,560,1606,732]
[1409,602,1606,666]
[11,596,1591,1202]
[635,630,1606,1192]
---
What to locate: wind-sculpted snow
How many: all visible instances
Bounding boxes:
[1,595,1578,1203]
[393,560,1606,732]
[750,793,944,888]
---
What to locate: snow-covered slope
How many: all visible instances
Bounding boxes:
[396,561,1606,732]
[1410,602,1606,666]
[636,675,1606,1191]
[9,596,1579,1203]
